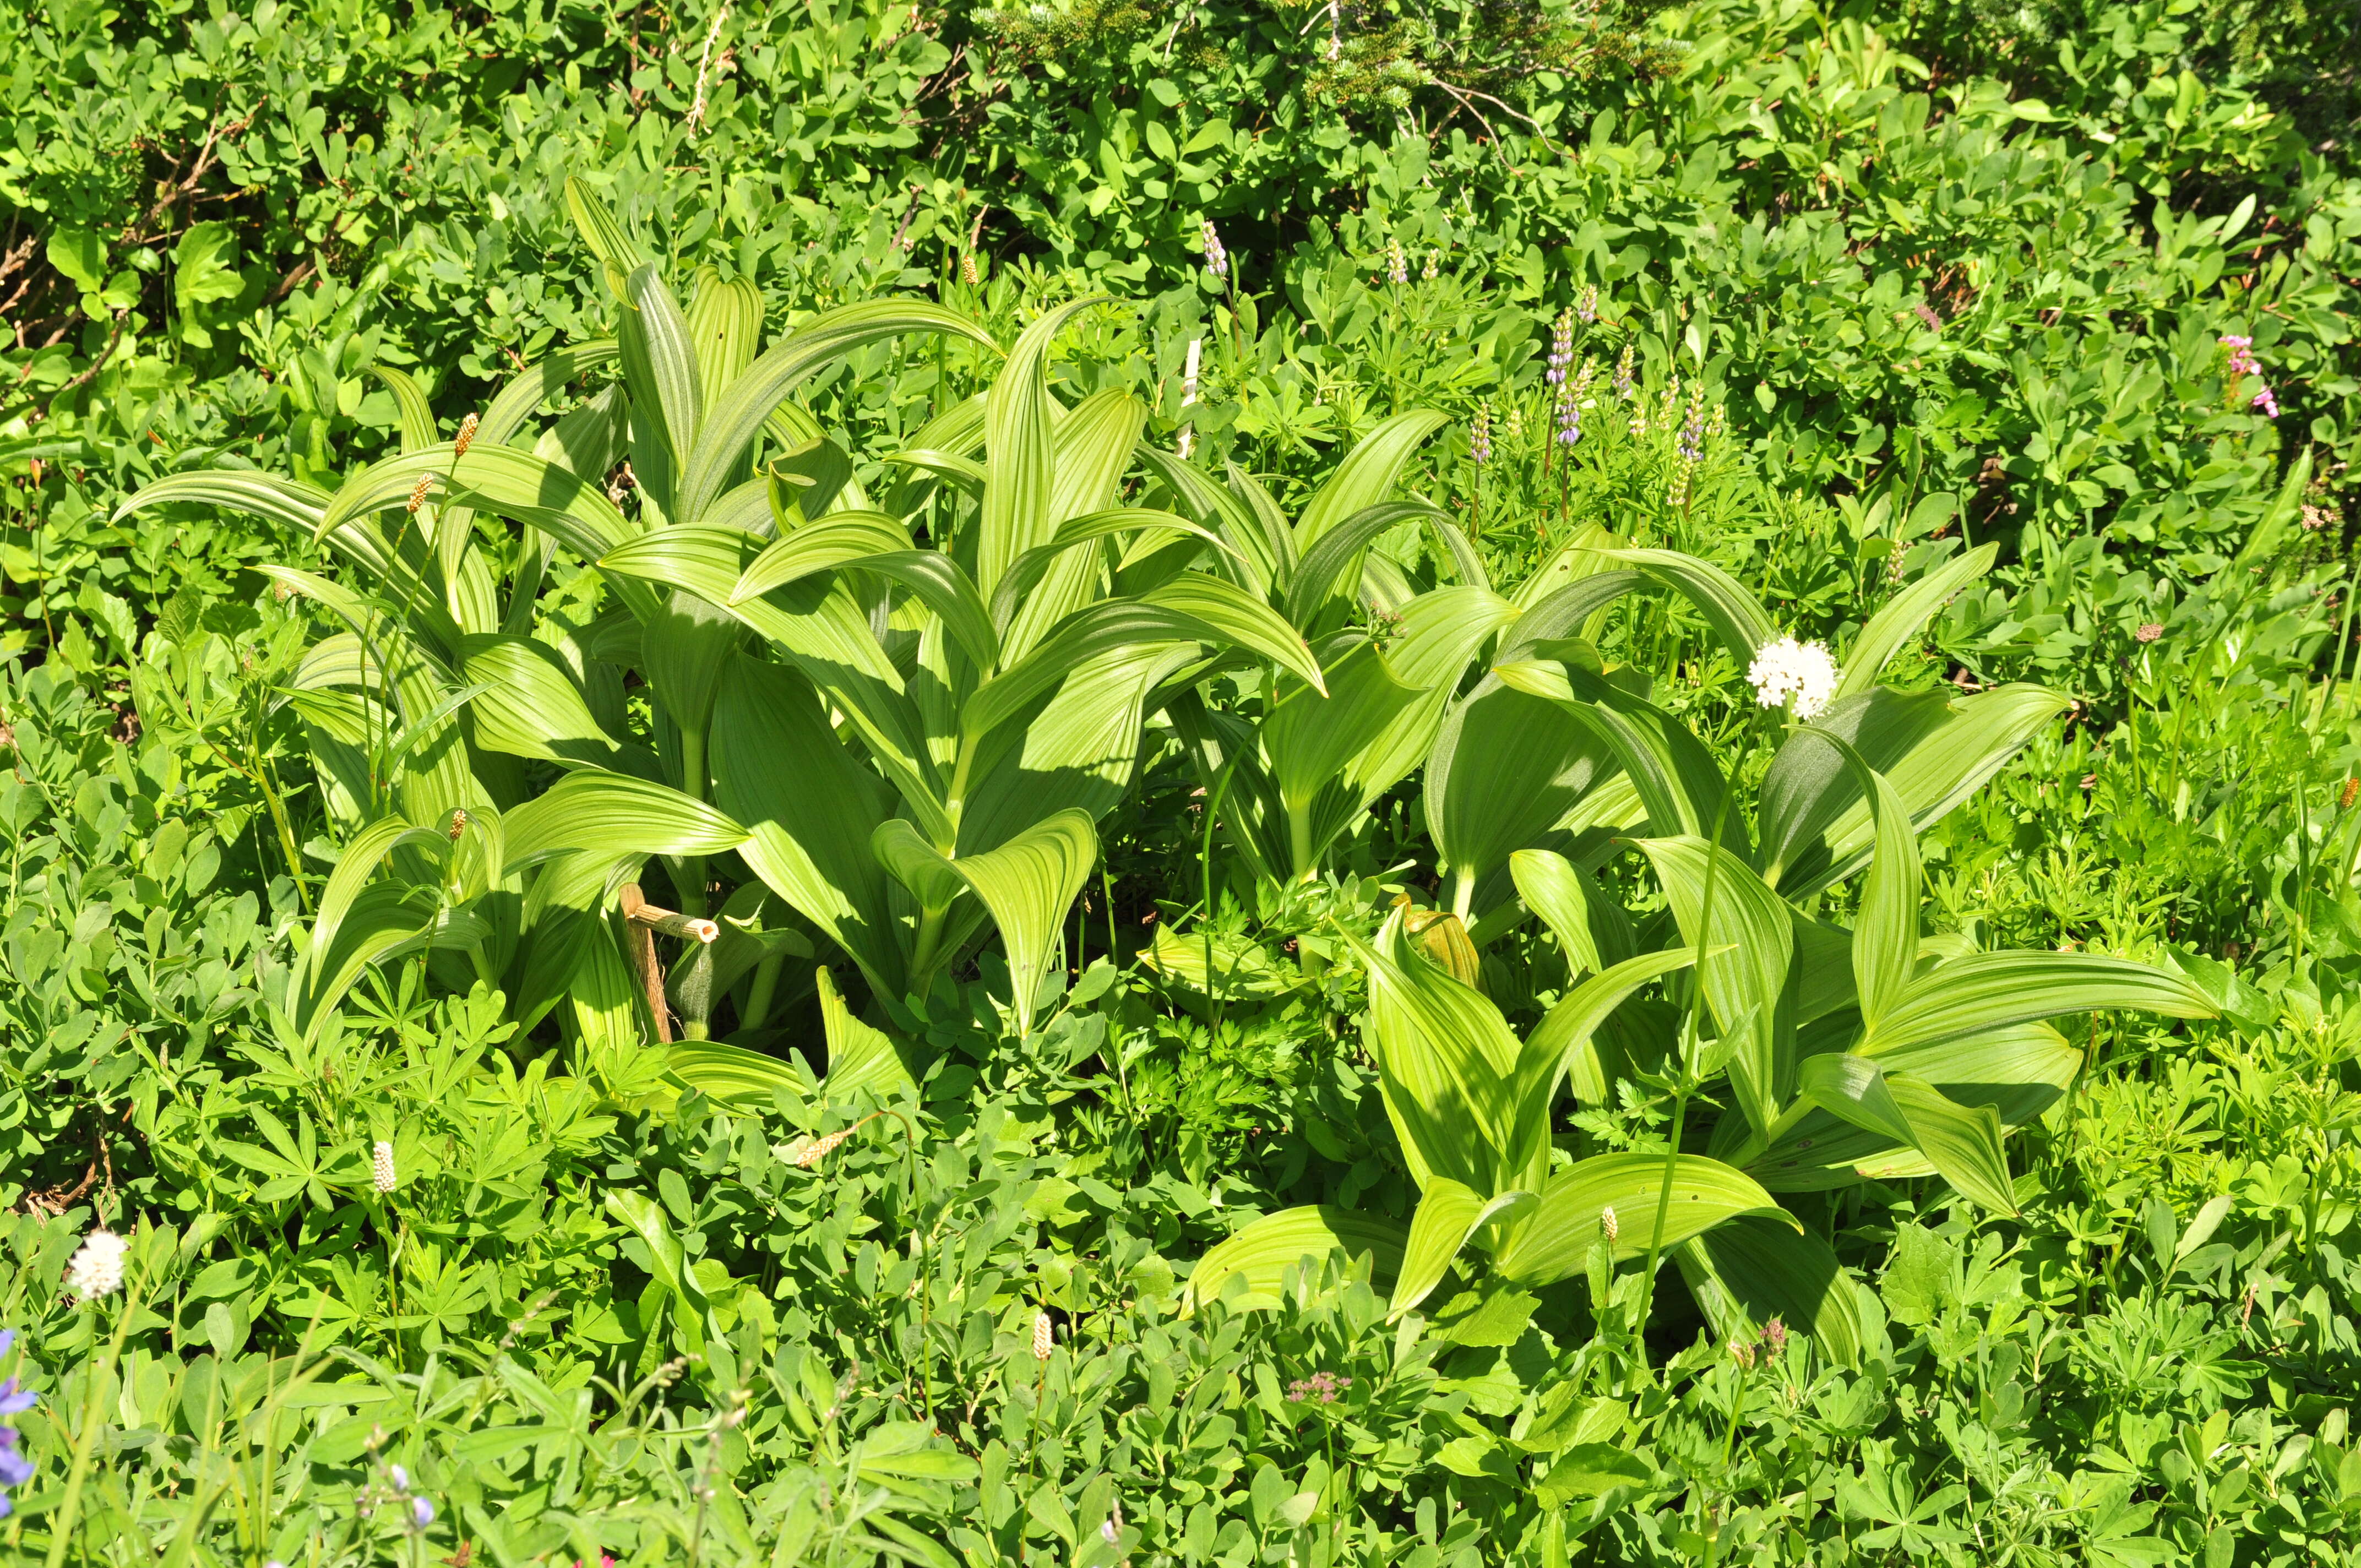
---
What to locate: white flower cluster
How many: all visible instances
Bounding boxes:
[1747,636,1841,720]
[66,1229,129,1299]
[373,1140,398,1194]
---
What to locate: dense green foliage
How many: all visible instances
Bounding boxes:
[1,0,2358,1564]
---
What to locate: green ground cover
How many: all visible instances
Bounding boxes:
[1,0,2359,1561]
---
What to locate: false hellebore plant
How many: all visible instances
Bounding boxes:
[1187,542,2220,1358]
[119,182,1466,1101]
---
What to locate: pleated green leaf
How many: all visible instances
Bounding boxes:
[1510,849,1635,978]
[116,469,333,535]
[961,571,1322,745]
[370,366,438,453]
[1633,835,1795,1137]
[1799,727,1920,1031]
[502,772,747,873]
[730,513,917,600]
[1674,1218,1864,1365]
[1262,638,1424,825]
[710,657,907,995]
[477,340,623,449]
[680,299,997,530]
[1772,684,2071,896]
[1835,544,1997,699]
[461,633,634,768]
[1503,946,1699,1190]
[1576,546,1776,663]
[1182,1205,1409,1314]
[1357,912,1521,1191]
[1859,950,2216,1055]
[818,965,920,1101]
[989,507,1239,634]
[978,298,1105,594]
[1433,680,1619,914]
[874,808,1098,1036]
[1285,500,1445,629]
[1390,1179,1538,1319]
[1798,1054,2018,1213]
[1495,1152,1793,1284]
[1294,409,1449,549]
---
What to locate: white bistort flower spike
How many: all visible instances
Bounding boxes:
[66,1229,129,1299]
[372,1140,397,1194]
[1747,636,1841,720]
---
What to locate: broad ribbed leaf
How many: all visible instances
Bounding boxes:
[1836,545,1997,698]
[1633,836,1794,1137]
[711,658,906,996]
[1433,680,1618,916]
[461,633,634,768]
[1294,409,1448,549]
[1182,1206,1409,1313]
[1263,638,1423,827]
[117,469,331,535]
[1347,585,1524,812]
[818,966,919,1101]
[875,808,1098,1035]
[1357,913,1521,1191]
[666,1040,806,1110]
[687,269,765,412]
[371,366,438,452]
[1285,500,1444,628]
[962,572,1322,745]
[679,300,997,529]
[1578,546,1775,662]
[1775,685,2071,896]
[978,298,1105,594]
[1510,850,1635,977]
[1759,688,1954,890]
[989,507,1238,634]
[1860,950,2215,1055]
[479,340,623,448]
[1391,1180,1537,1319]
[1503,947,1699,1191]
[731,513,917,600]
[1495,1153,1792,1284]
[502,772,746,873]
[325,442,637,567]
[303,815,443,997]
[1799,727,1920,1030]
[1675,1218,1864,1365]
[993,388,1146,657]
[1798,1054,2018,1213]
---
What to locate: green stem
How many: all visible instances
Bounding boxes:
[45,1240,148,1568]
[1635,780,1738,1381]
[742,950,784,1033]
[908,903,949,993]
[1204,760,1240,1052]
[677,725,709,918]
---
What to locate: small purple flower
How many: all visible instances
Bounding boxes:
[1576,284,1597,324]
[410,1495,436,1530]
[1287,1370,1352,1404]
[1199,219,1229,282]
[1471,402,1492,466]
[389,1462,410,1493]
[0,1331,29,1520]
[1546,308,1574,386]
[1613,344,1635,402]
[2219,334,2259,378]
[1557,388,1582,448]
[2253,385,2279,418]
